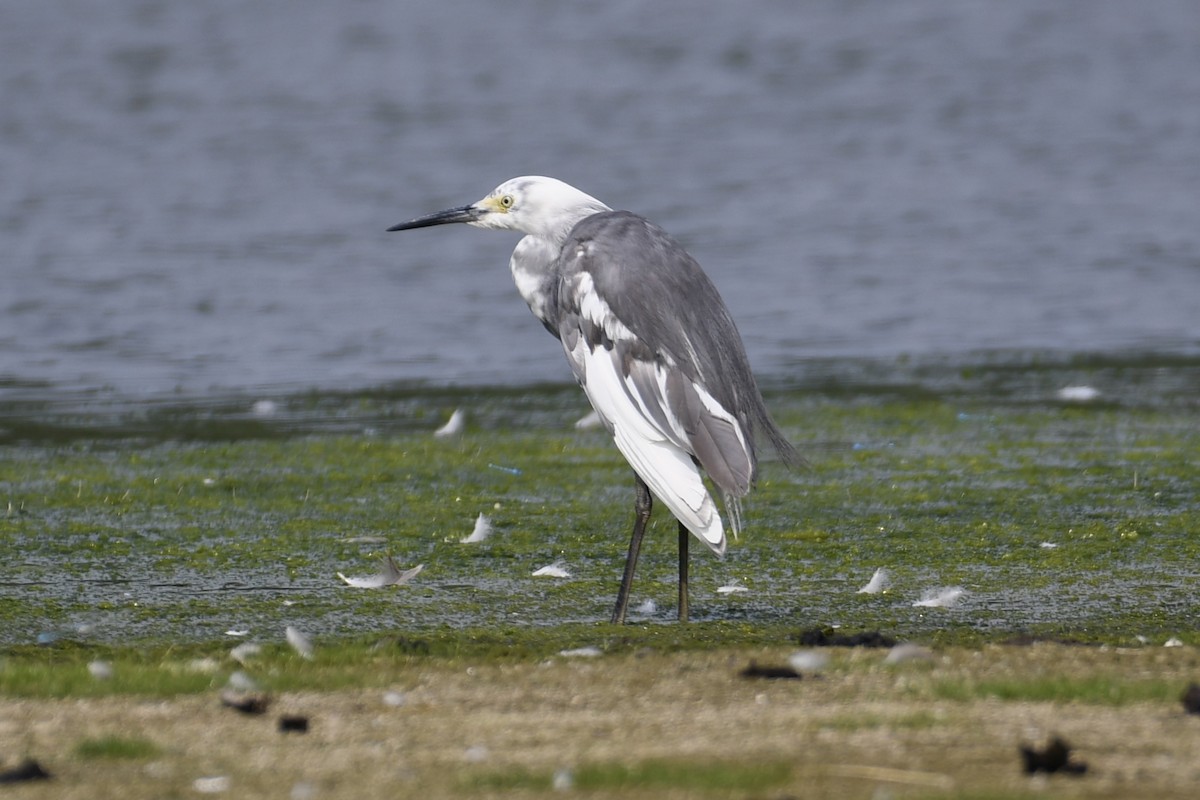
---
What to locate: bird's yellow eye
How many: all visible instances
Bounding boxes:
[499,194,514,209]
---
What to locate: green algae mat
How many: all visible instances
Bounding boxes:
[3,354,1197,648]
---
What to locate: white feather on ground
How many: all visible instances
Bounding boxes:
[337,556,423,588]
[532,560,571,578]
[227,670,259,691]
[459,513,492,544]
[285,625,315,660]
[788,650,830,672]
[884,643,935,664]
[193,776,231,794]
[434,408,465,437]
[559,646,602,657]
[912,586,966,608]
[230,642,261,665]
[857,567,891,594]
[573,409,602,429]
[634,599,658,614]
[1057,385,1100,402]
[717,579,748,594]
[251,399,277,417]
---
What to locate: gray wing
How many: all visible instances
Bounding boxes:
[554,211,780,500]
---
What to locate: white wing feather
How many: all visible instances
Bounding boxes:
[565,274,727,555]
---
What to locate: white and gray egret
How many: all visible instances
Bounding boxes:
[388,176,799,623]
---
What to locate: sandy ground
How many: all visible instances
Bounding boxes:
[3,645,1200,799]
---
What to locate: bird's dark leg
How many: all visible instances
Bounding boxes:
[611,475,653,624]
[678,521,690,623]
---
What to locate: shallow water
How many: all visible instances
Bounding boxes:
[2,1,1198,400]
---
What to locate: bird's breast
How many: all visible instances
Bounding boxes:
[510,236,561,330]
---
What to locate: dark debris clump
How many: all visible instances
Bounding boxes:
[1181,683,1200,714]
[1019,736,1088,775]
[795,627,896,648]
[740,661,802,680]
[0,759,52,784]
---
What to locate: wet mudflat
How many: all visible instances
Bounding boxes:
[2,353,1198,646]
[2,353,1199,798]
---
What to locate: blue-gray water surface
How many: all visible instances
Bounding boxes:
[2,0,1199,400]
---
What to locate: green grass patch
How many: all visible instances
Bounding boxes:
[576,759,792,792]
[74,735,161,760]
[0,624,803,698]
[932,674,1180,705]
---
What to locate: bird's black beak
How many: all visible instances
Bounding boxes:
[387,204,484,232]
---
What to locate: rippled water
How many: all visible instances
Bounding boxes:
[2,0,1199,399]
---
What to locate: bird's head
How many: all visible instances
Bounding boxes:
[388,176,610,243]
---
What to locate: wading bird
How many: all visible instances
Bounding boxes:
[389,177,798,623]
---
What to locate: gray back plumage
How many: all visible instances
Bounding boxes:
[553,211,800,491]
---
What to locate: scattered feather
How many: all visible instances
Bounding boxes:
[0,759,51,784]
[88,659,113,680]
[634,599,658,615]
[857,567,891,594]
[382,690,407,707]
[434,408,465,437]
[186,657,221,674]
[574,409,602,429]
[1039,542,1058,549]
[740,660,802,680]
[250,399,278,417]
[220,690,270,715]
[1057,385,1100,402]
[1164,636,1184,647]
[291,781,318,800]
[533,559,571,578]
[717,579,749,594]
[559,646,603,658]
[286,626,315,660]
[230,642,262,665]
[227,670,259,692]
[1180,683,1200,714]
[913,586,966,608]
[487,462,523,475]
[553,768,574,791]
[460,513,492,543]
[885,643,935,664]
[1019,736,1088,775]
[225,629,250,637]
[194,776,232,793]
[339,535,387,544]
[337,556,423,588]
[788,650,830,672]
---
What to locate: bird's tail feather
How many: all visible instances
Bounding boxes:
[723,493,744,541]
